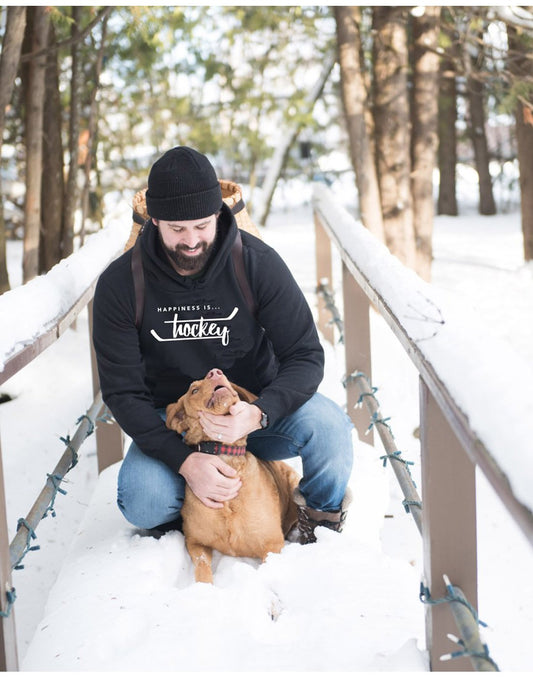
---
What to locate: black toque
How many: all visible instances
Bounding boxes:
[145,146,223,221]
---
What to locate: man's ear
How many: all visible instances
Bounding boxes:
[231,383,257,404]
[166,396,187,433]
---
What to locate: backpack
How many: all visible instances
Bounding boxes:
[126,180,259,330]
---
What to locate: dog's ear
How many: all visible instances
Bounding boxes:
[231,383,257,404]
[166,397,188,433]
[166,395,205,444]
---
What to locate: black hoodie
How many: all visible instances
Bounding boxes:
[92,204,324,472]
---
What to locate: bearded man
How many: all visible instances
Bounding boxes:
[92,146,353,543]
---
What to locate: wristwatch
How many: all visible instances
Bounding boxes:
[259,410,269,429]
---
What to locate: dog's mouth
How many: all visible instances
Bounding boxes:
[206,384,237,410]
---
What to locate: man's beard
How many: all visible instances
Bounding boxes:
[162,240,215,273]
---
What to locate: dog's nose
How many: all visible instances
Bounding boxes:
[206,368,223,380]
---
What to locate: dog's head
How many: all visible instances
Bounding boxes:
[166,368,257,446]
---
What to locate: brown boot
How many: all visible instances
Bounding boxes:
[293,488,352,545]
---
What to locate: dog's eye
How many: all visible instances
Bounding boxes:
[191,388,199,395]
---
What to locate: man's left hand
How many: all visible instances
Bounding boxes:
[198,402,262,444]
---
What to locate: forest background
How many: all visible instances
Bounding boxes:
[0,5,533,294]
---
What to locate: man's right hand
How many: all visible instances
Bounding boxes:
[179,452,242,508]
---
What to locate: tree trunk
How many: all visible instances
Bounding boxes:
[462,35,496,215]
[63,6,82,258]
[40,21,65,273]
[0,7,27,294]
[334,5,384,241]
[410,6,440,281]
[437,55,458,216]
[372,7,416,268]
[23,6,50,283]
[507,26,533,261]
[515,102,533,260]
[80,12,109,243]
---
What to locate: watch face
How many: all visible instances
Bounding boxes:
[261,411,268,428]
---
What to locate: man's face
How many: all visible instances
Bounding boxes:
[154,214,217,275]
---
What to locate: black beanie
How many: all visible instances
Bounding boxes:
[145,146,223,221]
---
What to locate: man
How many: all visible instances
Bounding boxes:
[92,146,353,544]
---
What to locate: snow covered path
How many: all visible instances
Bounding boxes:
[2,186,532,670]
[21,453,427,671]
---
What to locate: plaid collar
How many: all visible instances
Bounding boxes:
[192,441,247,456]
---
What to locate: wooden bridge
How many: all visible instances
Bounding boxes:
[0,184,531,670]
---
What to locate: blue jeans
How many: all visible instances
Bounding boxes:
[117,393,354,529]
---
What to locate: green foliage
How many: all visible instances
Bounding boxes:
[89,5,337,187]
[2,4,332,213]
[500,80,533,115]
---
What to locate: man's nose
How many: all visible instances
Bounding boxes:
[181,231,199,247]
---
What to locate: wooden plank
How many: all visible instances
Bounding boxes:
[352,372,421,533]
[88,300,124,473]
[342,262,373,444]
[0,433,19,671]
[420,378,477,671]
[442,577,498,671]
[314,214,335,345]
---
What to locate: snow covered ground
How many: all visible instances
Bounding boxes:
[0,174,532,672]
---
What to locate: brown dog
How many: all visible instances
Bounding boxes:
[166,368,300,584]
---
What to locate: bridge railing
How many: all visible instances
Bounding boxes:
[0,225,126,670]
[313,182,533,671]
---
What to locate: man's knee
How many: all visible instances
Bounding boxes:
[117,484,183,530]
[297,394,354,480]
[297,393,353,444]
[117,450,184,529]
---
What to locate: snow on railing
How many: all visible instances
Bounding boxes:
[0,215,129,381]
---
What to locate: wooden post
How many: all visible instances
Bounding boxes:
[88,299,124,473]
[342,262,373,444]
[0,433,18,671]
[314,213,335,345]
[419,378,477,671]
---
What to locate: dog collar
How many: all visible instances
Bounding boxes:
[193,441,247,456]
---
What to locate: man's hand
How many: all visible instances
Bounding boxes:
[198,402,262,444]
[179,452,242,508]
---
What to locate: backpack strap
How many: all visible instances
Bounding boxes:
[132,211,145,226]
[130,216,256,331]
[130,226,145,331]
[231,229,256,317]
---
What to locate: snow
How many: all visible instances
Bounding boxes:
[19,455,427,672]
[0,173,532,672]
